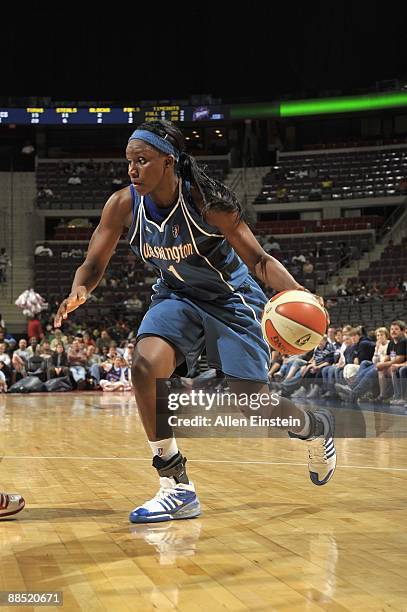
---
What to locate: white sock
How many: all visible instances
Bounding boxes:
[295,410,311,437]
[148,437,179,462]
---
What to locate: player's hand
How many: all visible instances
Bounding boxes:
[296,285,330,326]
[54,286,88,327]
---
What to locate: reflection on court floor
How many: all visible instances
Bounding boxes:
[1,391,407,610]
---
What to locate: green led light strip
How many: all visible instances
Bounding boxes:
[230,92,407,120]
[280,92,407,117]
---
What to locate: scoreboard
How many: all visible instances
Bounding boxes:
[0,105,228,125]
[2,93,407,124]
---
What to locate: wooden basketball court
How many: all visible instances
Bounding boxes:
[1,391,407,611]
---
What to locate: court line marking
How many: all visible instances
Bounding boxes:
[2,456,407,472]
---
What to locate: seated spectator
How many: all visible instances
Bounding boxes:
[26,350,48,381]
[111,177,124,191]
[26,337,39,358]
[276,186,287,201]
[0,366,7,392]
[50,328,68,350]
[86,345,102,366]
[0,327,16,350]
[336,321,406,403]
[82,331,96,347]
[389,323,407,405]
[67,174,82,185]
[350,327,375,365]
[277,352,313,391]
[67,338,88,389]
[37,186,54,200]
[321,332,354,398]
[334,329,343,349]
[268,350,283,379]
[262,235,281,252]
[331,277,347,297]
[38,339,53,364]
[302,259,314,274]
[0,343,11,369]
[48,343,70,379]
[290,337,335,399]
[124,296,143,312]
[291,252,306,264]
[35,243,54,257]
[12,338,30,379]
[123,342,135,368]
[99,357,132,392]
[96,330,112,352]
[296,169,308,179]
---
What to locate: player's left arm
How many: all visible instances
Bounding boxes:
[205,209,302,292]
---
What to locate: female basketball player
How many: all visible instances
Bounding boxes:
[54,120,336,524]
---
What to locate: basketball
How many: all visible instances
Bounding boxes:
[261,290,328,355]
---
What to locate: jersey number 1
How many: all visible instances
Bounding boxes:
[168,265,185,282]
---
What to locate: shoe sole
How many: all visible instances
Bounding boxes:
[0,499,25,519]
[129,500,201,524]
[310,409,336,486]
[310,455,337,486]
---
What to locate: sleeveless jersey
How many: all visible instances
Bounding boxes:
[127,181,250,301]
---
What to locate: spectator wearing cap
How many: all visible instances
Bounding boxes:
[123,343,135,367]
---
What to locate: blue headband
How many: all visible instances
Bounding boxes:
[128,129,180,161]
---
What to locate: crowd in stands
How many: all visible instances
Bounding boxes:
[36,158,230,209]
[0,318,136,394]
[256,146,407,205]
[268,321,407,410]
[326,276,407,304]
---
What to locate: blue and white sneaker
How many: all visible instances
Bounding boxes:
[305,435,336,485]
[289,407,336,486]
[129,477,201,524]
[305,408,336,486]
[0,492,25,518]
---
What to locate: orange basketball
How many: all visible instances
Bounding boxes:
[261,290,328,355]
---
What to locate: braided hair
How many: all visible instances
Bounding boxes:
[134,120,243,221]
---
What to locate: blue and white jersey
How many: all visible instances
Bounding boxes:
[127,180,249,300]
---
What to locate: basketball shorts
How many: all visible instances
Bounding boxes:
[137,276,271,383]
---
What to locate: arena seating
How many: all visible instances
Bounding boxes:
[254,215,383,234]
[255,146,407,204]
[34,227,374,308]
[352,237,407,285]
[36,158,230,209]
[328,298,407,329]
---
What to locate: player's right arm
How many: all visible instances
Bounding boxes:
[54,189,132,327]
